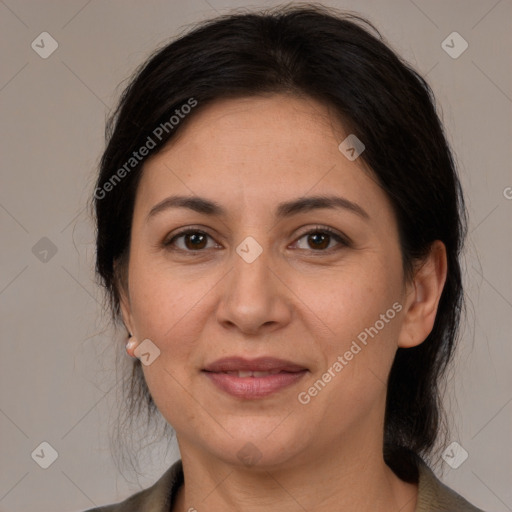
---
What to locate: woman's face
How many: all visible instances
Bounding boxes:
[120,94,420,468]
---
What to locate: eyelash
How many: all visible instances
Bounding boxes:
[162,225,351,255]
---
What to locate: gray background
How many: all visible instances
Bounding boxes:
[0,0,511,511]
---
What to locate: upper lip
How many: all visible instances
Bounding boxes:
[203,357,307,373]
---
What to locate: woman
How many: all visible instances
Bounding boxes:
[88,4,485,511]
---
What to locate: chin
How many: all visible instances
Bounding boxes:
[196,421,312,470]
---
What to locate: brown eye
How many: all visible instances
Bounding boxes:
[294,227,349,252]
[183,232,208,250]
[164,226,350,254]
[306,232,331,250]
[164,230,216,251]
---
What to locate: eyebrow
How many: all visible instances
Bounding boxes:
[147,194,370,222]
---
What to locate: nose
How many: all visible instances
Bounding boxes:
[215,243,292,336]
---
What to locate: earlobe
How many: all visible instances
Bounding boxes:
[125,336,139,358]
[397,240,448,349]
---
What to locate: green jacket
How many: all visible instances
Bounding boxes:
[85,458,485,511]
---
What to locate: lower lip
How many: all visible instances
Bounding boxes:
[203,370,308,399]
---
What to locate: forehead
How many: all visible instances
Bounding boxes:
[136,94,392,224]
[156,94,348,171]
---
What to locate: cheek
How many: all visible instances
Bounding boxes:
[130,264,207,421]
[127,254,209,339]
[303,258,404,393]
[302,302,402,427]
[291,258,402,342]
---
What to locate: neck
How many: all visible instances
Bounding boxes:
[173,429,418,512]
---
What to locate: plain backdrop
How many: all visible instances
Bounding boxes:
[0,1,511,511]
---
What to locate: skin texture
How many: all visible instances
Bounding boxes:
[119,94,447,512]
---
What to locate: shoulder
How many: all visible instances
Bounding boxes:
[416,458,486,512]
[82,459,183,512]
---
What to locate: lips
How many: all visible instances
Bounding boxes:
[202,357,308,399]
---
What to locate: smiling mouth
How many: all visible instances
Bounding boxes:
[201,356,308,399]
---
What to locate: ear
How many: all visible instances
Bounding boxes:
[397,240,448,349]
[114,259,135,337]
[119,287,134,338]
